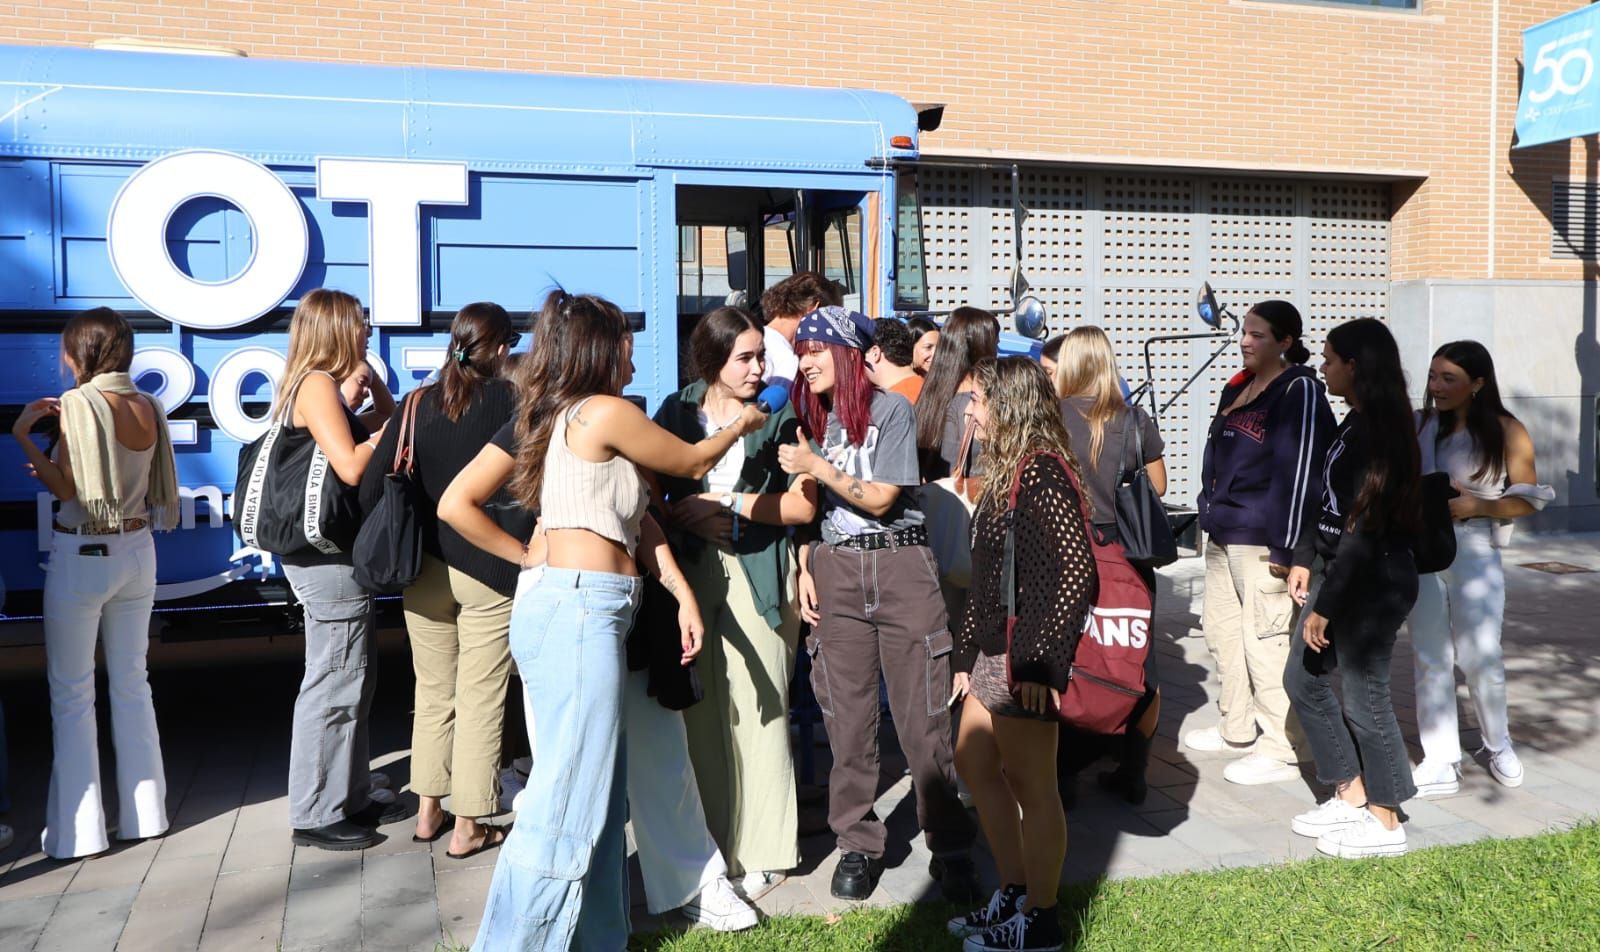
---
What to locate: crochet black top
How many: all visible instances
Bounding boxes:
[955,454,1098,688]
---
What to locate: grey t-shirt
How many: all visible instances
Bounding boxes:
[1059,396,1164,525]
[819,389,924,542]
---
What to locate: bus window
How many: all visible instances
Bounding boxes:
[893,168,929,312]
[762,212,798,291]
[822,205,862,310]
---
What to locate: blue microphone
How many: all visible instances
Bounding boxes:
[756,383,788,414]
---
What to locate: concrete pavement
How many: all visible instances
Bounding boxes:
[1,532,1597,950]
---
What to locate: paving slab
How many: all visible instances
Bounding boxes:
[32,884,137,952]
[203,865,289,931]
[0,894,58,951]
[113,897,208,952]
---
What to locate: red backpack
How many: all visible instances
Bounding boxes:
[1002,452,1152,735]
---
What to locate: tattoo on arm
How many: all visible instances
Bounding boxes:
[659,573,680,595]
[826,465,867,502]
[573,411,590,428]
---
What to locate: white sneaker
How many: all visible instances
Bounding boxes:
[1485,745,1524,788]
[682,876,759,932]
[1412,758,1461,797]
[1223,752,1300,785]
[1183,726,1256,755]
[1291,798,1366,838]
[1316,811,1407,858]
[732,870,787,902]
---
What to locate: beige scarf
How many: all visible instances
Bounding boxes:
[58,372,180,531]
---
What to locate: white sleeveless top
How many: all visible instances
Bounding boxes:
[539,399,649,555]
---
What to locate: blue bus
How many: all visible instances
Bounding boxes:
[0,44,1037,631]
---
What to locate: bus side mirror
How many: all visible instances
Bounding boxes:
[1195,282,1222,330]
[1014,295,1048,339]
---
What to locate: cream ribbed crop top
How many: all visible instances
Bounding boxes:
[540,399,649,555]
[55,442,154,530]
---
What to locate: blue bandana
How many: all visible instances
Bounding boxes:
[794,306,875,351]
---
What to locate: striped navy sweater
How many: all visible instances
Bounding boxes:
[1197,363,1335,566]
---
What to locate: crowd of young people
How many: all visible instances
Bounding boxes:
[8,278,1552,952]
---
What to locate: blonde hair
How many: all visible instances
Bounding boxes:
[273,289,368,416]
[1055,325,1126,463]
[975,357,1085,514]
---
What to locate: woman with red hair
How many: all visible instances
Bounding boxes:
[778,307,977,904]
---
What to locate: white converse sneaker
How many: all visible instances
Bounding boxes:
[1223,752,1300,785]
[1316,811,1407,858]
[1485,746,1524,788]
[1291,797,1367,838]
[682,876,759,932]
[1412,758,1461,797]
[1183,726,1256,755]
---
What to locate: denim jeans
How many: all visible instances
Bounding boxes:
[282,561,376,829]
[42,528,167,858]
[474,568,641,952]
[1285,553,1419,809]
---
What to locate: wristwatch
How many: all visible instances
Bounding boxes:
[718,493,736,511]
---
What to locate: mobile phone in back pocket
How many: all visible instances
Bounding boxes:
[78,543,109,557]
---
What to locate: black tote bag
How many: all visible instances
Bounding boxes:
[234,375,364,557]
[1113,411,1178,568]
[352,389,426,593]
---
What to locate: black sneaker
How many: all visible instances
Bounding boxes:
[929,852,983,903]
[947,883,1026,938]
[963,905,1063,952]
[349,794,417,829]
[829,850,876,901]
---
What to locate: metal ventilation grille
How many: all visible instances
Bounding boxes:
[917,167,976,311]
[916,168,1392,502]
[1552,181,1600,260]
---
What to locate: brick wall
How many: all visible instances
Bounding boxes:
[1,0,1590,282]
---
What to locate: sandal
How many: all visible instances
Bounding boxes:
[447,824,508,860]
[411,812,454,844]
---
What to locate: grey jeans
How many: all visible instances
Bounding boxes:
[283,561,376,829]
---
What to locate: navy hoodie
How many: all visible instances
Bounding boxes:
[1197,363,1335,566]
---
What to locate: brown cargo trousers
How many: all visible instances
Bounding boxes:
[808,542,975,860]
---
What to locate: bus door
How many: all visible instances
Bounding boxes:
[675,185,867,387]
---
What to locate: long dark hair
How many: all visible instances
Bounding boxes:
[691,306,763,386]
[914,306,999,449]
[61,307,135,385]
[439,302,514,422]
[1325,319,1420,536]
[1248,299,1312,365]
[508,290,630,507]
[1422,340,1514,483]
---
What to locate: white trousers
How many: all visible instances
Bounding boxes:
[1409,521,1511,763]
[42,529,168,859]
[622,670,727,912]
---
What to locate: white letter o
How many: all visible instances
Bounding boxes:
[108,150,308,330]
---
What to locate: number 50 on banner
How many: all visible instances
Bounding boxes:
[1517,6,1600,149]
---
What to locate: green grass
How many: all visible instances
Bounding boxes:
[628,822,1600,951]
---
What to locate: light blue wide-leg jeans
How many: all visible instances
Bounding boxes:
[473,567,640,952]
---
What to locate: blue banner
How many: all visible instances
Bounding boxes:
[1516,6,1600,149]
